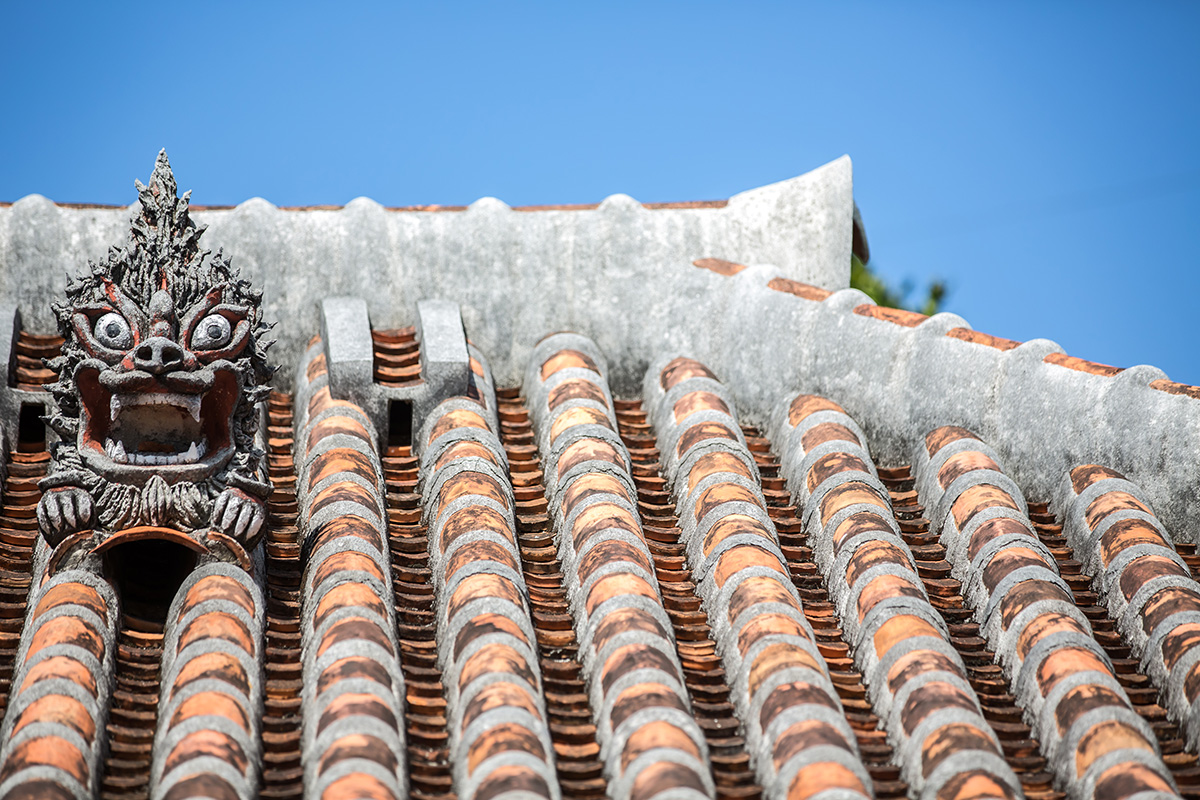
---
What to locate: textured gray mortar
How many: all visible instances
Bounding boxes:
[0,157,853,386]
[320,296,472,440]
[629,272,1197,541]
[8,155,1196,541]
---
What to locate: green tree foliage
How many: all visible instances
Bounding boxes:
[850,253,946,316]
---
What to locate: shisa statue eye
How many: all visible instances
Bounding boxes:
[94,312,133,350]
[191,313,232,350]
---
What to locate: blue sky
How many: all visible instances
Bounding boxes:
[4,3,1198,382]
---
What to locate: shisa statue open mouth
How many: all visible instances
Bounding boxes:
[37,151,274,569]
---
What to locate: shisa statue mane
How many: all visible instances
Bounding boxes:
[37,151,274,561]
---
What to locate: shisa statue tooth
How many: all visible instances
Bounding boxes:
[185,442,200,462]
[113,441,127,463]
[110,395,122,421]
[185,395,201,423]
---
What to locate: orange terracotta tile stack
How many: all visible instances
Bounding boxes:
[417,381,559,799]
[523,334,714,800]
[11,331,61,393]
[294,339,409,800]
[643,357,873,800]
[914,427,1180,800]
[151,564,264,799]
[1055,465,1200,749]
[0,570,117,799]
[0,449,48,718]
[774,396,1022,800]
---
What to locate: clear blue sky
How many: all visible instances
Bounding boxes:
[4,3,1198,382]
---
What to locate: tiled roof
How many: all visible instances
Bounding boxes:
[2,157,1200,800]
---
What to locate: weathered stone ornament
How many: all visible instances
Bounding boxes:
[37,151,274,571]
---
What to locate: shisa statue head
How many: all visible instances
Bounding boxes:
[37,151,274,573]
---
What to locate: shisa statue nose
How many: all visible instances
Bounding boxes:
[133,336,185,374]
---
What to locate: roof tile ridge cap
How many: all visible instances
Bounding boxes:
[17,196,739,213]
[724,154,852,208]
[5,193,58,212]
[342,196,386,212]
[823,287,875,312]
[597,192,644,211]
[827,290,975,336]
[1004,337,1064,361]
[466,196,511,212]
[1003,339,1164,383]
[193,196,279,214]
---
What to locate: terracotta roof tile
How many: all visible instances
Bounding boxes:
[853,304,928,327]
[914,427,1176,796]
[525,336,721,797]
[767,276,832,301]
[1055,462,1200,751]
[692,257,748,276]
[645,362,870,800]
[777,399,1060,798]
[5,169,1200,798]
[418,391,559,800]
[292,343,409,800]
[944,327,1023,351]
[1043,352,1124,377]
[0,572,116,799]
[1150,378,1200,399]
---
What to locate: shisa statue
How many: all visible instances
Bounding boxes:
[36,150,275,563]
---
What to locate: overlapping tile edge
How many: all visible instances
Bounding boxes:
[772,396,1021,800]
[415,350,561,800]
[524,334,713,800]
[294,339,409,799]
[643,356,874,800]
[910,427,1179,800]
[152,564,265,800]
[0,568,117,800]
[1053,466,1200,749]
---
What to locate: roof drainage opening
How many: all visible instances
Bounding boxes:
[103,538,199,627]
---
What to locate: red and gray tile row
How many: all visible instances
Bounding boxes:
[150,564,265,800]
[1054,464,1200,749]
[0,569,118,800]
[522,334,714,800]
[294,339,409,800]
[416,381,560,800]
[0,449,47,721]
[913,426,1180,800]
[774,396,1020,800]
[642,356,873,800]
